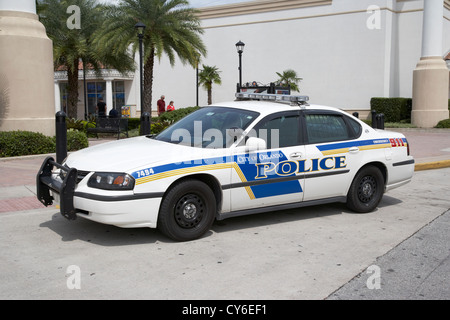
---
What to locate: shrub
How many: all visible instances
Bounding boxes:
[159,106,200,124]
[66,118,85,131]
[127,118,141,131]
[370,98,412,123]
[66,129,88,151]
[435,118,450,128]
[0,131,55,157]
[151,121,171,135]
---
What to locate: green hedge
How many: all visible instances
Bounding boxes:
[159,106,200,124]
[0,130,88,158]
[66,129,89,151]
[436,118,450,128]
[370,97,412,123]
[0,131,55,157]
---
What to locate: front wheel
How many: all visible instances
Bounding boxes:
[347,165,384,213]
[158,179,216,241]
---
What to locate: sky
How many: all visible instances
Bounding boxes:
[98,0,252,8]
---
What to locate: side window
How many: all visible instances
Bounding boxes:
[345,116,362,138]
[254,114,300,149]
[305,114,351,144]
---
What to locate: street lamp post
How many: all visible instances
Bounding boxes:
[235,41,245,92]
[135,22,146,114]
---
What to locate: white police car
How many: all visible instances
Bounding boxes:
[37,93,415,241]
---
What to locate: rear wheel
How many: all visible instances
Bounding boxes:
[347,165,384,213]
[158,179,216,241]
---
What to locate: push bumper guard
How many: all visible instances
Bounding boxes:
[36,156,78,220]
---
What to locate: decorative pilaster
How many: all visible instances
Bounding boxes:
[0,0,55,135]
[412,0,449,128]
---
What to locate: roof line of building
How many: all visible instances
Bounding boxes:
[197,0,332,20]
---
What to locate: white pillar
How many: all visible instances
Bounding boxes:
[0,0,36,14]
[412,0,449,128]
[421,0,443,58]
[54,81,61,113]
[105,78,113,115]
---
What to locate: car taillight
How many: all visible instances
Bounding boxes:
[405,138,410,156]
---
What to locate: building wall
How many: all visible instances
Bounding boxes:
[52,0,450,118]
[149,0,449,118]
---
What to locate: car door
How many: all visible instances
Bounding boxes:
[301,110,364,201]
[230,110,306,212]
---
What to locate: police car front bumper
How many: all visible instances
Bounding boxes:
[36,156,162,228]
[37,156,78,220]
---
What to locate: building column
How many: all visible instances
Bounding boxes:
[105,78,113,115]
[0,0,55,136]
[54,81,61,113]
[412,0,449,128]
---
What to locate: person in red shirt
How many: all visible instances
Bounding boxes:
[157,95,166,116]
[167,101,175,112]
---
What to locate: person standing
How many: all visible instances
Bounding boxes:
[167,101,175,112]
[157,95,166,116]
[96,98,107,118]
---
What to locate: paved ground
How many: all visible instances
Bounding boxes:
[0,129,449,300]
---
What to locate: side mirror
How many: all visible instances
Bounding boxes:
[246,137,266,152]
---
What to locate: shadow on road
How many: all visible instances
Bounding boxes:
[39,194,403,246]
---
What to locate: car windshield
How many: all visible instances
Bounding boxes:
[154,107,259,148]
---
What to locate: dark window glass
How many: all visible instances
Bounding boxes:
[346,116,362,138]
[305,114,350,144]
[155,107,259,148]
[254,114,300,149]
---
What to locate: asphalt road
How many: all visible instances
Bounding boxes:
[0,167,449,300]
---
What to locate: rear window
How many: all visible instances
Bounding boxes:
[305,113,353,144]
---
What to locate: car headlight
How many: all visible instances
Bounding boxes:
[88,172,135,191]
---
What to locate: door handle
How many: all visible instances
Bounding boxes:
[290,152,303,159]
[349,147,360,153]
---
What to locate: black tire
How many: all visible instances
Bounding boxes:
[346,165,384,213]
[157,179,216,241]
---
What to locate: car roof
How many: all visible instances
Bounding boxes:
[208,100,343,117]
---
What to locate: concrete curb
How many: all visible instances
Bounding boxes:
[415,159,450,172]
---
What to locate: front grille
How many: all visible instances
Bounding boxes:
[76,170,91,183]
[57,165,90,184]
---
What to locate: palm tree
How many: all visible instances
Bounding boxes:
[95,0,207,114]
[38,0,134,119]
[275,69,303,93]
[198,65,222,105]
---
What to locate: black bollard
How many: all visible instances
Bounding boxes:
[377,113,385,130]
[371,110,377,129]
[140,112,151,136]
[55,111,67,164]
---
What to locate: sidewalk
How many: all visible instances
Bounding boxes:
[389,128,450,170]
[0,130,449,213]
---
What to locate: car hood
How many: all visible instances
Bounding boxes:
[64,136,212,173]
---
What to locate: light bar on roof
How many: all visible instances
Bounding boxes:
[235,92,309,104]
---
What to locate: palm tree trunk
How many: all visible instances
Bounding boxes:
[207,85,212,105]
[143,47,155,115]
[67,59,79,119]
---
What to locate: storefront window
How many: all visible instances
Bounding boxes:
[113,81,125,111]
[87,81,106,116]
